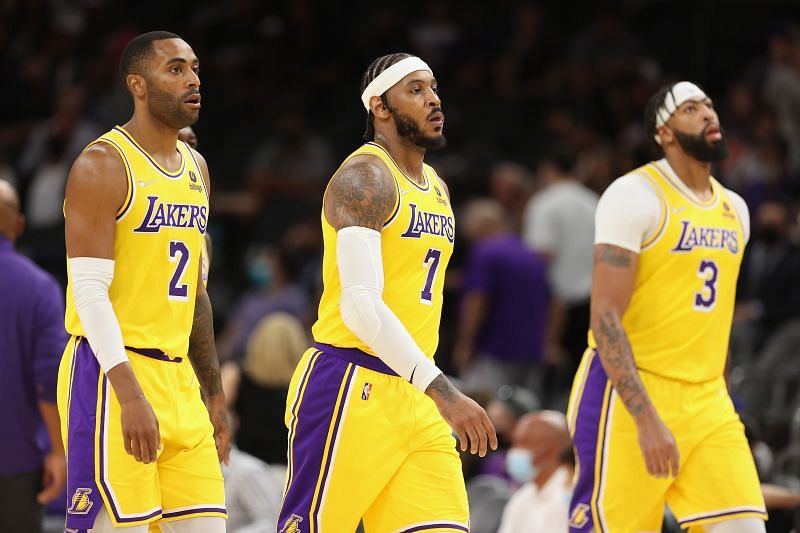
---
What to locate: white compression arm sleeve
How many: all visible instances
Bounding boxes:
[337,226,442,393]
[69,257,128,372]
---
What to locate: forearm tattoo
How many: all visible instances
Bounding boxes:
[188,292,223,398]
[327,159,396,231]
[595,309,650,417]
[425,374,457,401]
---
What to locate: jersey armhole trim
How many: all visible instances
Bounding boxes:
[638,168,669,250]
[382,172,402,228]
[88,139,136,222]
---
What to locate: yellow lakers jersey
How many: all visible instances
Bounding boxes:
[65,126,209,357]
[312,142,455,359]
[591,161,745,382]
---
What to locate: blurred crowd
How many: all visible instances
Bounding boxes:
[5,0,800,530]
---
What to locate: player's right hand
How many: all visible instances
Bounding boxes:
[427,375,498,457]
[120,396,160,464]
[635,410,679,478]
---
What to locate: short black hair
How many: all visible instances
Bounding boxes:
[360,52,412,140]
[119,31,182,85]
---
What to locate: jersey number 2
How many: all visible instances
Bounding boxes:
[168,241,190,300]
[694,259,718,311]
[420,248,442,305]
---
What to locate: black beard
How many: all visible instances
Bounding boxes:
[388,106,446,150]
[673,125,728,162]
[147,83,198,130]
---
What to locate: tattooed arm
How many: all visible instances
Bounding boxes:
[188,268,230,464]
[324,154,396,230]
[592,243,678,478]
[187,149,230,464]
[324,155,497,456]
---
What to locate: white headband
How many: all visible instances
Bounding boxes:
[361,56,433,111]
[654,81,707,144]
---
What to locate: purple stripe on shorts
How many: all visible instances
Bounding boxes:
[312,363,356,522]
[162,506,227,519]
[278,352,353,532]
[314,342,399,376]
[65,340,104,530]
[401,522,470,532]
[284,351,320,499]
[569,351,609,533]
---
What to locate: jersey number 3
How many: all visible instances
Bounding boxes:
[420,248,442,305]
[694,259,718,311]
[168,240,190,300]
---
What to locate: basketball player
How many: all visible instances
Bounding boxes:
[57,31,228,532]
[278,53,497,532]
[567,82,766,532]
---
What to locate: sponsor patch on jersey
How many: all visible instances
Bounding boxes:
[188,170,203,192]
[434,185,448,205]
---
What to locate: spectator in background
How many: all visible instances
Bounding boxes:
[0,180,67,532]
[488,161,535,233]
[17,84,100,281]
[221,438,285,532]
[734,199,800,362]
[498,410,573,533]
[188,178,285,533]
[523,146,597,385]
[244,97,334,241]
[763,25,800,175]
[216,244,309,363]
[454,199,551,398]
[468,385,540,482]
[223,312,308,465]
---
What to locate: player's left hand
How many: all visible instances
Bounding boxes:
[207,394,231,465]
[37,450,66,504]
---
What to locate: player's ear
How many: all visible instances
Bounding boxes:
[370,96,391,120]
[127,74,146,98]
[657,124,674,146]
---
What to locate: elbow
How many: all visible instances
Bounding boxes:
[339,286,382,345]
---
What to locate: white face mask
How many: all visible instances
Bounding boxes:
[505,448,537,484]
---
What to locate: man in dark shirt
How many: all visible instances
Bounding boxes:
[0,180,67,532]
[454,199,551,400]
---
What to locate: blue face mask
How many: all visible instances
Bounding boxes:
[248,258,273,288]
[506,448,536,484]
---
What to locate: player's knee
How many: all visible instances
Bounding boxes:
[704,517,766,533]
